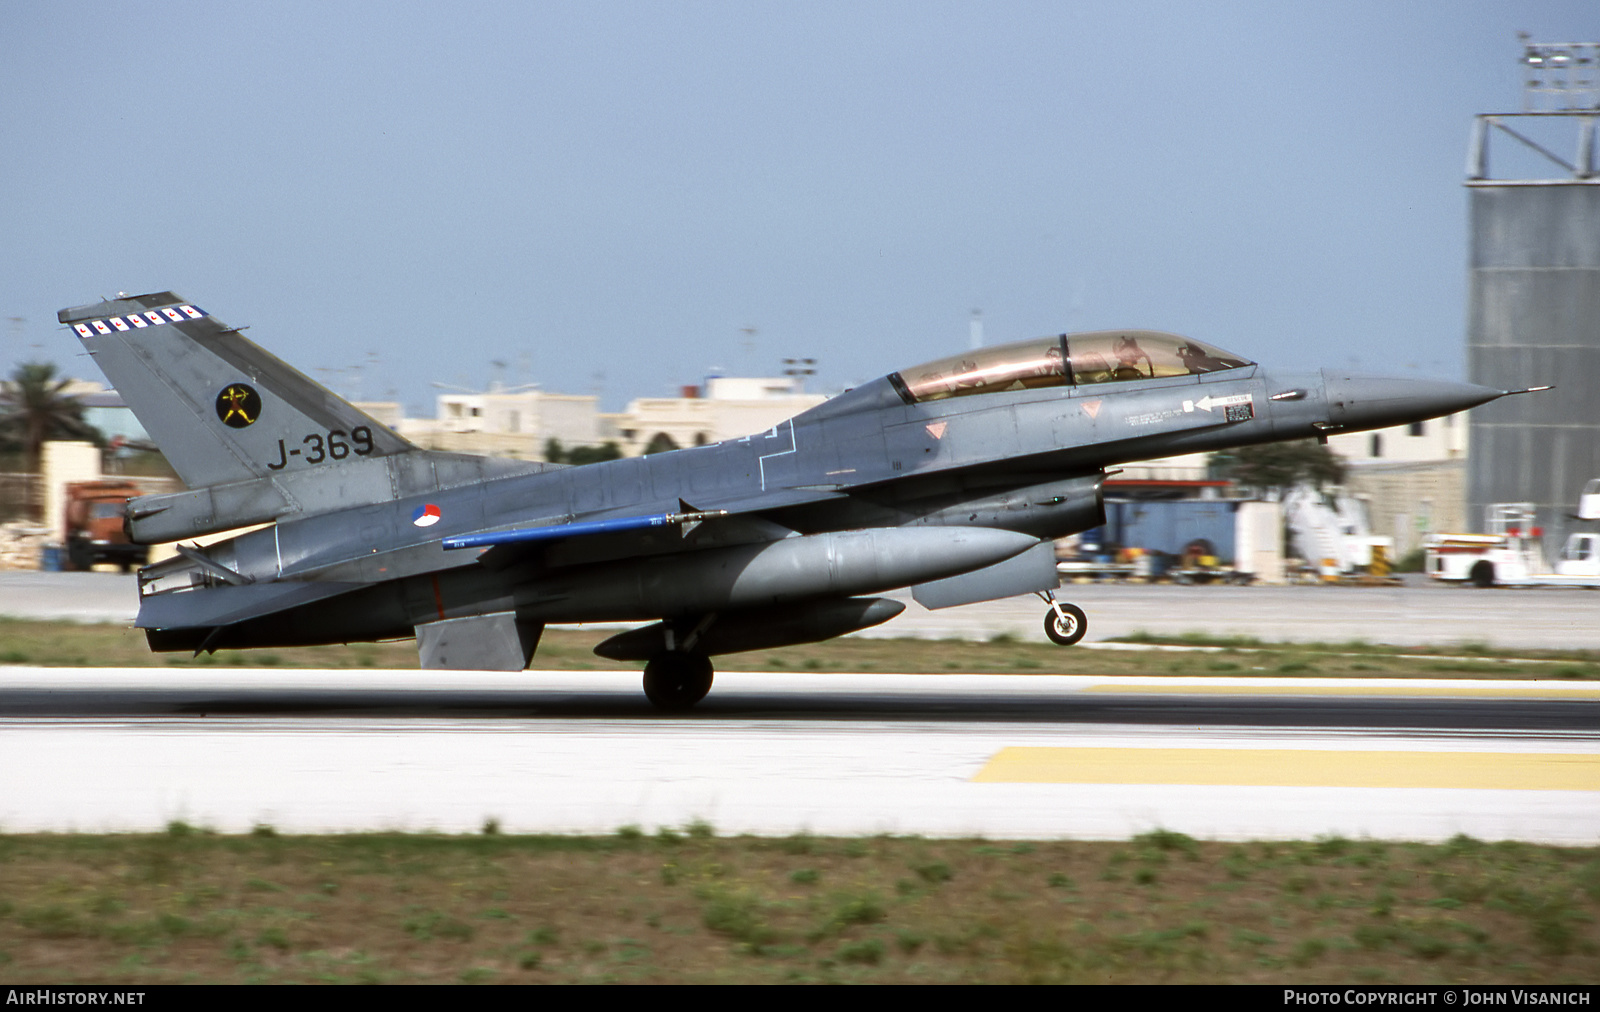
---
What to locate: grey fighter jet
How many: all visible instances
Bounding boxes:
[59,292,1517,708]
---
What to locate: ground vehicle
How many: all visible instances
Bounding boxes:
[1580,479,1600,522]
[1554,533,1600,578]
[63,480,148,572]
[1426,501,1600,588]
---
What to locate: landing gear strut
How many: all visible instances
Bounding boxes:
[643,651,714,710]
[1038,590,1087,646]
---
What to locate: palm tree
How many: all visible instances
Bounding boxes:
[0,362,102,476]
[642,432,679,455]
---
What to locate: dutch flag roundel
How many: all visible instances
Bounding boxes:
[412,504,442,528]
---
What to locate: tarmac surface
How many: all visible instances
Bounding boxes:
[0,669,1595,842]
[3,571,1600,650]
[1,573,1596,842]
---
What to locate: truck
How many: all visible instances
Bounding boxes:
[63,480,149,572]
[1425,497,1600,588]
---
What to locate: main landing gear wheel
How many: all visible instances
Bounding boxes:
[643,651,714,710]
[1044,602,1088,646]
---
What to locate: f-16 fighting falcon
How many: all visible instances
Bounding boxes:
[59,291,1528,707]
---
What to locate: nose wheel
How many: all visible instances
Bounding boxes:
[1038,591,1087,646]
[643,651,714,710]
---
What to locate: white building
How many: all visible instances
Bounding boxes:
[608,377,826,457]
[1324,412,1469,465]
[369,387,604,460]
[1324,412,1471,559]
[354,376,825,461]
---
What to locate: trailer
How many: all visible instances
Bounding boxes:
[1063,498,1282,583]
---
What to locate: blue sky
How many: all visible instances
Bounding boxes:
[2,2,1592,413]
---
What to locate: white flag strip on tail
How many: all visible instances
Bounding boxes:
[79,309,211,336]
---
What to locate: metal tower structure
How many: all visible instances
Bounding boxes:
[1464,38,1600,547]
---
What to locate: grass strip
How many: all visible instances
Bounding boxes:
[0,827,1594,983]
[0,618,1596,679]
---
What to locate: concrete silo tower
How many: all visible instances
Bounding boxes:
[1465,38,1600,547]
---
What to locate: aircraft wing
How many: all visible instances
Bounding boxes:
[441,505,730,551]
[443,486,849,569]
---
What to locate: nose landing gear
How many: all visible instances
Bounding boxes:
[1038,590,1087,646]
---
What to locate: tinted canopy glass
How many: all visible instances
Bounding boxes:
[894,337,1067,403]
[1066,331,1251,385]
[891,331,1251,404]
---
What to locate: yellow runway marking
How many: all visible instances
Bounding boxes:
[972,747,1600,790]
[1081,683,1600,698]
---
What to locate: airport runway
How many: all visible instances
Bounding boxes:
[4,572,1599,649]
[2,575,1596,842]
[2,668,1596,844]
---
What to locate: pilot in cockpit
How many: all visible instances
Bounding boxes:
[1175,341,1234,374]
[1113,335,1153,379]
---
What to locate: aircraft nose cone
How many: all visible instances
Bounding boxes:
[1321,370,1504,430]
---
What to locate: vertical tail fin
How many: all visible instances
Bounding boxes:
[59,291,412,489]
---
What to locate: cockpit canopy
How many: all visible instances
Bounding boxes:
[889,330,1253,404]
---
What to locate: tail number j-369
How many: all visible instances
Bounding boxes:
[265,427,374,470]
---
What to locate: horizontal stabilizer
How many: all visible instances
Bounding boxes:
[136,580,363,631]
